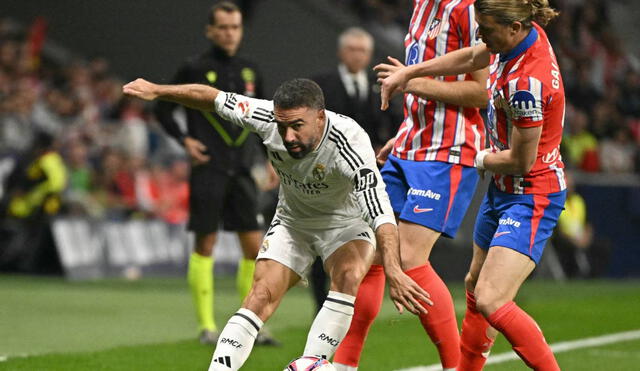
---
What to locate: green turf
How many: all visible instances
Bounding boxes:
[1,275,639,370]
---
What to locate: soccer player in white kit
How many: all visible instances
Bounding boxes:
[123,77,431,370]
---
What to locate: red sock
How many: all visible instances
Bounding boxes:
[405,263,460,369]
[458,290,494,371]
[487,301,560,371]
[333,264,385,367]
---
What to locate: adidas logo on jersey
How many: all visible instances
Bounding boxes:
[498,217,521,228]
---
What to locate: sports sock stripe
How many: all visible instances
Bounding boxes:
[326,297,355,308]
[233,312,261,333]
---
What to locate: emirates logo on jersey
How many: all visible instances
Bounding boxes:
[427,18,442,40]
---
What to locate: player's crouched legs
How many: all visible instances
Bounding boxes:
[303,239,374,360]
[473,247,559,371]
[209,259,297,371]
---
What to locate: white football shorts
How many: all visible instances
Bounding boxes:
[258,217,376,281]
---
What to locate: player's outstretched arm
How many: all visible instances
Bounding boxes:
[376,44,490,110]
[123,78,221,112]
[375,56,488,108]
[375,223,433,315]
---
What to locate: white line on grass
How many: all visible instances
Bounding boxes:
[394,329,640,371]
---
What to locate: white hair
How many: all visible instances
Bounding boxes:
[338,27,374,51]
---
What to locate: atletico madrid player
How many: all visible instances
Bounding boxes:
[333,1,489,370]
[380,0,566,369]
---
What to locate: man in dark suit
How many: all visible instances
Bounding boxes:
[313,27,400,151]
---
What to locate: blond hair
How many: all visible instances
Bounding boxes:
[475,0,559,27]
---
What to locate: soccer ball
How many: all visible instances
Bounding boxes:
[283,356,336,371]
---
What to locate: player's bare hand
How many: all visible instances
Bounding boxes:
[123,78,159,101]
[374,56,405,80]
[183,136,210,165]
[387,270,433,315]
[376,137,395,166]
[376,61,410,111]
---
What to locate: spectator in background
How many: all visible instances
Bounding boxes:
[566,62,601,115]
[63,138,101,217]
[313,27,400,151]
[590,101,622,140]
[600,125,636,173]
[563,106,599,171]
[135,158,189,226]
[618,69,640,119]
[0,131,66,273]
[153,1,278,346]
[93,148,136,219]
[553,171,592,278]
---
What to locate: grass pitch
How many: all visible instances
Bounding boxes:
[1,275,639,370]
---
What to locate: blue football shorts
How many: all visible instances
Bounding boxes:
[473,182,567,263]
[380,154,479,238]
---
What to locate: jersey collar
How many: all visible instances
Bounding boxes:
[313,114,331,153]
[499,26,538,63]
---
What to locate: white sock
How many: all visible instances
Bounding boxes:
[334,363,358,371]
[208,308,263,371]
[303,291,355,360]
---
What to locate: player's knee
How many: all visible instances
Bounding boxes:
[474,286,505,318]
[244,281,276,317]
[331,265,366,295]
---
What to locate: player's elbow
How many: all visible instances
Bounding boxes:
[515,157,535,174]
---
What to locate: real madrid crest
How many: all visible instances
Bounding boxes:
[312,163,326,182]
[260,239,269,253]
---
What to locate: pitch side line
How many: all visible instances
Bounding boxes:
[394,329,640,371]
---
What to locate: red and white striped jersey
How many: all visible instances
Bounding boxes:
[486,23,566,195]
[392,0,485,166]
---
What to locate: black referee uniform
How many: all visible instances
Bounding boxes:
[155,45,265,234]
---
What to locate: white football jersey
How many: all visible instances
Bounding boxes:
[214,91,396,231]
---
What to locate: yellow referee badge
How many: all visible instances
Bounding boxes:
[241,67,255,82]
[206,70,217,84]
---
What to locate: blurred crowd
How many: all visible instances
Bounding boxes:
[0,18,190,226]
[341,0,640,174]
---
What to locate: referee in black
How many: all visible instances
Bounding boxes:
[154,1,278,346]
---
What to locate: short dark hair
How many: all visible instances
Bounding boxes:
[208,1,241,25]
[273,79,325,110]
